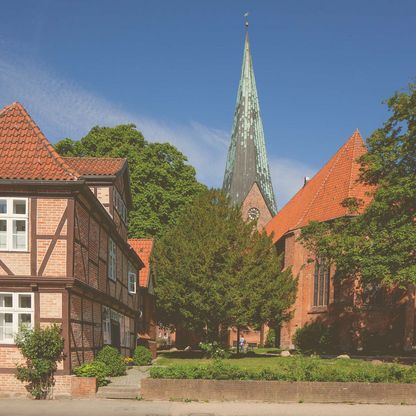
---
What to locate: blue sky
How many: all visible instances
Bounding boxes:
[0,0,415,206]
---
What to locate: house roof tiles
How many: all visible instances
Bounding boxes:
[265,130,373,243]
[0,102,80,181]
[64,157,126,177]
[128,239,154,288]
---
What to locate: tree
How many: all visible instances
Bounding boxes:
[55,125,206,238]
[15,325,64,399]
[300,84,416,287]
[153,189,297,344]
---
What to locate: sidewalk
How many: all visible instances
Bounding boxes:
[1,399,416,416]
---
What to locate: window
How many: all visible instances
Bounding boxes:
[313,259,330,307]
[112,188,127,224]
[0,198,28,251]
[128,262,137,294]
[0,292,34,344]
[108,238,117,281]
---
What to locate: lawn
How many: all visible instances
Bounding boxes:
[153,350,416,383]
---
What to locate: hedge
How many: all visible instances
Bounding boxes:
[150,358,416,384]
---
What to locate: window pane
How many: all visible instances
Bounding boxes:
[0,313,13,341]
[18,313,32,329]
[12,220,26,249]
[13,200,26,215]
[0,200,6,214]
[0,220,7,249]
[0,294,13,308]
[19,294,32,309]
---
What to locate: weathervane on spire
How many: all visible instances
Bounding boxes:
[244,12,249,29]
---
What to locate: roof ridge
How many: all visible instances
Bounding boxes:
[11,103,80,180]
[63,156,126,160]
[293,138,352,229]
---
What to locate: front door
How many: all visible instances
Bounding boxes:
[110,319,121,350]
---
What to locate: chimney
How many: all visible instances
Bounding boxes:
[303,177,310,186]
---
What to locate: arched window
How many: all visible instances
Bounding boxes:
[313,258,330,307]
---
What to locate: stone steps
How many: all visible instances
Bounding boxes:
[96,384,140,399]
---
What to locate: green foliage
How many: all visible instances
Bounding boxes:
[154,189,297,343]
[293,321,336,354]
[265,329,276,348]
[95,346,126,377]
[150,356,416,383]
[14,324,64,399]
[73,361,111,387]
[300,84,416,287]
[199,342,230,359]
[133,346,153,366]
[55,125,206,238]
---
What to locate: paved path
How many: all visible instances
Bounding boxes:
[96,366,149,398]
[1,399,416,416]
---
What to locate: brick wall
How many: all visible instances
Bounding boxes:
[36,198,68,276]
[241,182,273,231]
[279,228,408,351]
[0,374,96,398]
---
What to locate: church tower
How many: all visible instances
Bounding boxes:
[223,23,277,229]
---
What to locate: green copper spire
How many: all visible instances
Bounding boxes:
[223,30,277,215]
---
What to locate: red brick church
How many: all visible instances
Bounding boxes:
[223,27,415,352]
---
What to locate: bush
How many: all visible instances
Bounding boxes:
[96,346,126,376]
[150,357,416,384]
[293,321,336,354]
[199,342,230,359]
[265,329,276,348]
[133,346,153,366]
[73,361,110,386]
[14,324,64,399]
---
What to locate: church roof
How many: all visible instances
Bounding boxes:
[223,32,277,215]
[265,130,374,243]
[0,102,80,181]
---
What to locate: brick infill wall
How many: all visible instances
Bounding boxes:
[141,379,416,404]
[0,374,96,399]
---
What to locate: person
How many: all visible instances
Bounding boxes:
[239,335,246,353]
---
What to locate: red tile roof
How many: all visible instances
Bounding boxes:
[265,130,374,243]
[0,102,80,180]
[64,157,126,177]
[129,239,154,288]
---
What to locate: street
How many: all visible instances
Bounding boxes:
[1,399,416,416]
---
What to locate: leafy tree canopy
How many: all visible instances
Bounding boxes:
[153,189,297,343]
[55,124,206,238]
[300,84,416,286]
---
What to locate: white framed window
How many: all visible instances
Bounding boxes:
[0,292,34,344]
[108,238,117,281]
[128,262,137,294]
[0,198,28,251]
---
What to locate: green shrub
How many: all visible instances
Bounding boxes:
[293,321,336,354]
[73,361,110,386]
[265,329,276,348]
[14,324,64,399]
[133,346,153,366]
[199,342,230,359]
[96,346,126,376]
[150,357,416,384]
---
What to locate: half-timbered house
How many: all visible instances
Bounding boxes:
[0,102,145,384]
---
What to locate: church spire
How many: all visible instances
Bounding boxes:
[223,25,277,216]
